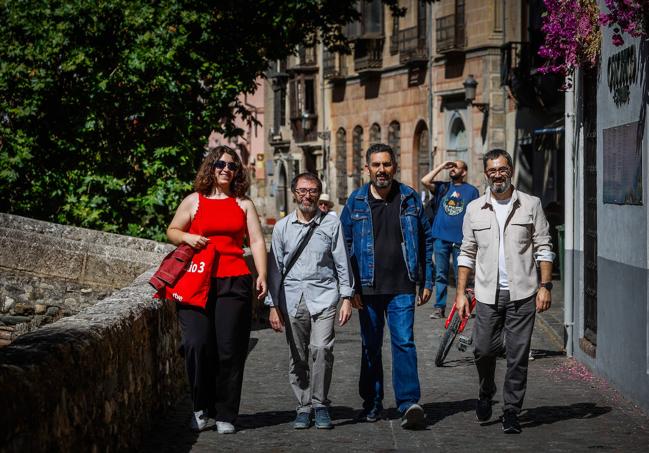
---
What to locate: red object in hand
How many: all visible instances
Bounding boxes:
[444,288,477,333]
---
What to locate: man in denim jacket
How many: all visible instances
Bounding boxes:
[340,143,434,430]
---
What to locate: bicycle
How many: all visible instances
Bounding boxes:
[434,288,477,367]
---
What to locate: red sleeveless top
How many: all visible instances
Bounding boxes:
[189,194,250,278]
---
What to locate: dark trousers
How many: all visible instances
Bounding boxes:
[473,290,536,414]
[177,274,252,423]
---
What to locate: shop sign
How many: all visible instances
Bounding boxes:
[607,44,637,106]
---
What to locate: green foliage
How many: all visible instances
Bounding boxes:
[0,0,416,240]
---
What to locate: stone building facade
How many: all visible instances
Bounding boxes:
[259,0,562,221]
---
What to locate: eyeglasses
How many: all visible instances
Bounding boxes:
[294,188,320,196]
[214,160,240,171]
[486,167,511,177]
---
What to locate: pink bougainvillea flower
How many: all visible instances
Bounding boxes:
[612,33,625,45]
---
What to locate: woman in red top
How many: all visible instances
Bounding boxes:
[166,146,267,434]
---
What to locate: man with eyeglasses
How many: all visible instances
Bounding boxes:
[340,143,434,430]
[454,149,554,434]
[266,172,354,430]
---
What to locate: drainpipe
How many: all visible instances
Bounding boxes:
[564,74,576,356]
[428,1,435,171]
[320,43,328,193]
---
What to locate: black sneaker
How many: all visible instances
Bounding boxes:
[502,410,521,434]
[476,399,492,422]
[357,406,382,423]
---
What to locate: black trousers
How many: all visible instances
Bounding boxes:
[473,290,536,414]
[177,274,252,423]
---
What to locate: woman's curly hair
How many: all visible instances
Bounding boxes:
[194,145,250,198]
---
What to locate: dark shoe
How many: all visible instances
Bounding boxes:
[502,410,522,434]
[400,403,426,430]
[357,406,382,423]
[190,410,210,432]
[429,307,445,319]
[476,399,492,422]
[314,407,333,429]
[294,411,311,429]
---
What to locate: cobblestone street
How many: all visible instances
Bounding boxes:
[144,289,649,452]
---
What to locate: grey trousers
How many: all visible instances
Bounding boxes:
[284,297,336,413]
[473,290,536,414]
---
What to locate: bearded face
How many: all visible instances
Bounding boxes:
[484,156,513,195]
[367,151,396,189]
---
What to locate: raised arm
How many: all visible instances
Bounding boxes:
[421,161,455,191]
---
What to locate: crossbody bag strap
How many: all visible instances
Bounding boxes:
[281,211,323,282]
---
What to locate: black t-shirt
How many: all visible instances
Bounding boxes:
[362,183,416,296]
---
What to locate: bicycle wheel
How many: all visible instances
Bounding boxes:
[435,312,461,367]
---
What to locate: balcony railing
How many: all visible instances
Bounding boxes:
[323,51,348,81]
[436,14,464,53]
[354,38,384,74]
[398,27,427,65]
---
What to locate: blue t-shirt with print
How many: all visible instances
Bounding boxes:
[431,182,480,244]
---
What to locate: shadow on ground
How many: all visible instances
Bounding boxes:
[479,402,612,429]
[521,402,612,427]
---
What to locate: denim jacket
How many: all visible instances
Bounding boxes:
[340,182,434,292]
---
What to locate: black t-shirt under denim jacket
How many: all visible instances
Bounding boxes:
[363,183,416,296]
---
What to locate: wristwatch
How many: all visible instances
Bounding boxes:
[539,282,553,291]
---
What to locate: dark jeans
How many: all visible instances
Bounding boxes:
[473,290,536,414]
[433,239,460,309]
[177,274,252,423]
[358,293,421,414]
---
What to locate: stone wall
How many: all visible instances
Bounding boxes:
[0,270,186,452]
[0,272,115,346]
[0,213,266,451]
[0,213,174,347]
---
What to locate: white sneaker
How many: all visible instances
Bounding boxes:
[400,403,426,430]
[216,421,236,434]
[190,410,209,432]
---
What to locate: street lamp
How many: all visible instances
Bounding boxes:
[463,74,489,113]
[301,111,317,132]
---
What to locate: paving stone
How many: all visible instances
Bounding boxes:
[143,288,649,452]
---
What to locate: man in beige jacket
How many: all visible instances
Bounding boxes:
[454,149,554,434]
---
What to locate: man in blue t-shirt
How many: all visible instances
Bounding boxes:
[421,160,479,319]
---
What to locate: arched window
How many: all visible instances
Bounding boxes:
[388,121,401,179]
[415,121,429,194]
[369,123,381,146]
[335,128,348,203]
[448,115,467,152]
[352,126,364,190]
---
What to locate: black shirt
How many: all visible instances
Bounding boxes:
[362,183,416,295]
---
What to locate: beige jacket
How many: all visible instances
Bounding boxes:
[457,188,555,304]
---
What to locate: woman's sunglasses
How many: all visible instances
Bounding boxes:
[213,160,240,171]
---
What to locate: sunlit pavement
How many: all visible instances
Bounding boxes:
[144,287,649,452]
